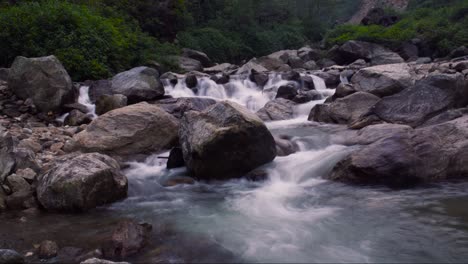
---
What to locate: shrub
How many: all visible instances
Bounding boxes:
[0,0,179,80]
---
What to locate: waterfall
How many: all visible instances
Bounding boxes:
[78,86,97,119]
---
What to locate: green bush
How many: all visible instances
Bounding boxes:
[326,1,468,57]
[0,0,179,80]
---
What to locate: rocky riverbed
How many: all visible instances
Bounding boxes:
[1,41,468,263]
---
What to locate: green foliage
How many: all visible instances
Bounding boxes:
[326,0,468,57]
[0,0,179,80]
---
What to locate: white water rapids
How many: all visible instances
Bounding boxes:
[104,73,468,262]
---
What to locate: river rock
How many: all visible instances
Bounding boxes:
[110,67,163,103]
[368,73,468,127]
[266,50,297,64]
[204,63,238,74]
[38,240,59,259]
[298,46,321,61]
[256,98,297,121]
[185,74,198,89]
[351,63,415,97]
[154,97,217,119]
[303,61,319,70]
[65,110,92,126]
[74,103,179,157]
[309,92,380,124]
[450,46,468,58]
[182,48,213,67]
[293,90,322,103]
[255,56,289,71]
[8,55,73,112]
[275,135,299,156]
[180,101,276,180]
[287,55,304,69]
[81,258,130,264]
[96,94,128,115]
[331,40,404,66]
[0,249,24,264]
[167,147,185,169]
[36,153,128,212]
[249,69,269,87]
[5,174,30,193]
[332,83,356,100]
[171,56,203,72]
[5,189,35,210]
[236,60,268,75]
[275,84,297,100]
[102,219,152,259]
[329,115,468,187]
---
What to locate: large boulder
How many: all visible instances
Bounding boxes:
[236,60,268,75]
[0,133,40,183]
[182,48,213,67]
[331,40,404,66]
[297,46,322,61]
[8,55,73,112]
[96,94,128,115]
[256,98,297,121]
[73,102,179,157]
[171,56,203,72]
[179,101,276,180]
[36,153,127,212]
[266,50,298,64]
[254,56,289,71]
[203,63,238,74]
[351,63,415,97]
[368,73,468,127]
[328,115,468,187]
[110,67,163,104]
[154,97,217,119]
[309,92,380,124]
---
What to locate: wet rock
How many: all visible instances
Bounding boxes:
[368,73,468,127]
[5,174,30,193]
[0,249,24,264]
[74,103,179,157]
[65,110,92,126]
[245,169,269,182]
[249,69,269,87]
[236,60,268,75]
[297,46,322,61]
[102,219,152,259]
[309,92,380,125]
[86,80,113,103]
[167,147,185,169]
[351,63,415,97]
[8,55,73,112]
[266,50,297,64]
[254,56,288,71]
[81,258,129,264]
[204,63,238,74]
[450,46,468,58]
[303,61,319,70]
[171,56,203,73]
[313,70,340,87]
[182,48,213,67]
[110,67,164,104]
[282,71,301,82]
[256,98,297,121]
[331,40,404,66]
[287,55,304,69]
[332,83,356,100]
[185,74,198,89]
[292,90,322,103]
[154,97,217,119]
[275,135,299,157]
[210,73,230,85]
[317,58,336,68]
[36,153,128,212]
[329,115,468,187]
[180,101,276,180]
[275,84,297,100]
[6,189,35,210]
[64,103,90,114]
[96,94,127,115]
[38,240,58,259]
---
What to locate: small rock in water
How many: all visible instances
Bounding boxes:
[167,147,185,169]
[102,219,152,259]
[38,240,59,259]
[0,249,25,264]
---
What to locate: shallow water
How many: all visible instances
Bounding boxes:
[3,74,468,263]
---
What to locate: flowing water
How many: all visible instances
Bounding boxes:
[4,73,468,263]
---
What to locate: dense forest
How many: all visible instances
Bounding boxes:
[0,0,466,80]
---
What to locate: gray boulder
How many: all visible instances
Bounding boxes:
[102,219,152,259]
[96,94,128,115]
[171,56,203,72]
[256,99,297,121]
[64,110,92,126]
[297,46,322,61]
[180,101,276,180]
[182,48,213,67]
[8,55,73,112]
[331,40,404,66]
[73,102,179,157]
[309,92,380,124]
[204,63,238,74]
[369,73,468,127]
[329,115,468,187]
[0,249,24,264]
[351,63,415,97]
[154,97,217,119]
[110,67,163,103]
[37,153,127,212]
[236,60,268,75]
